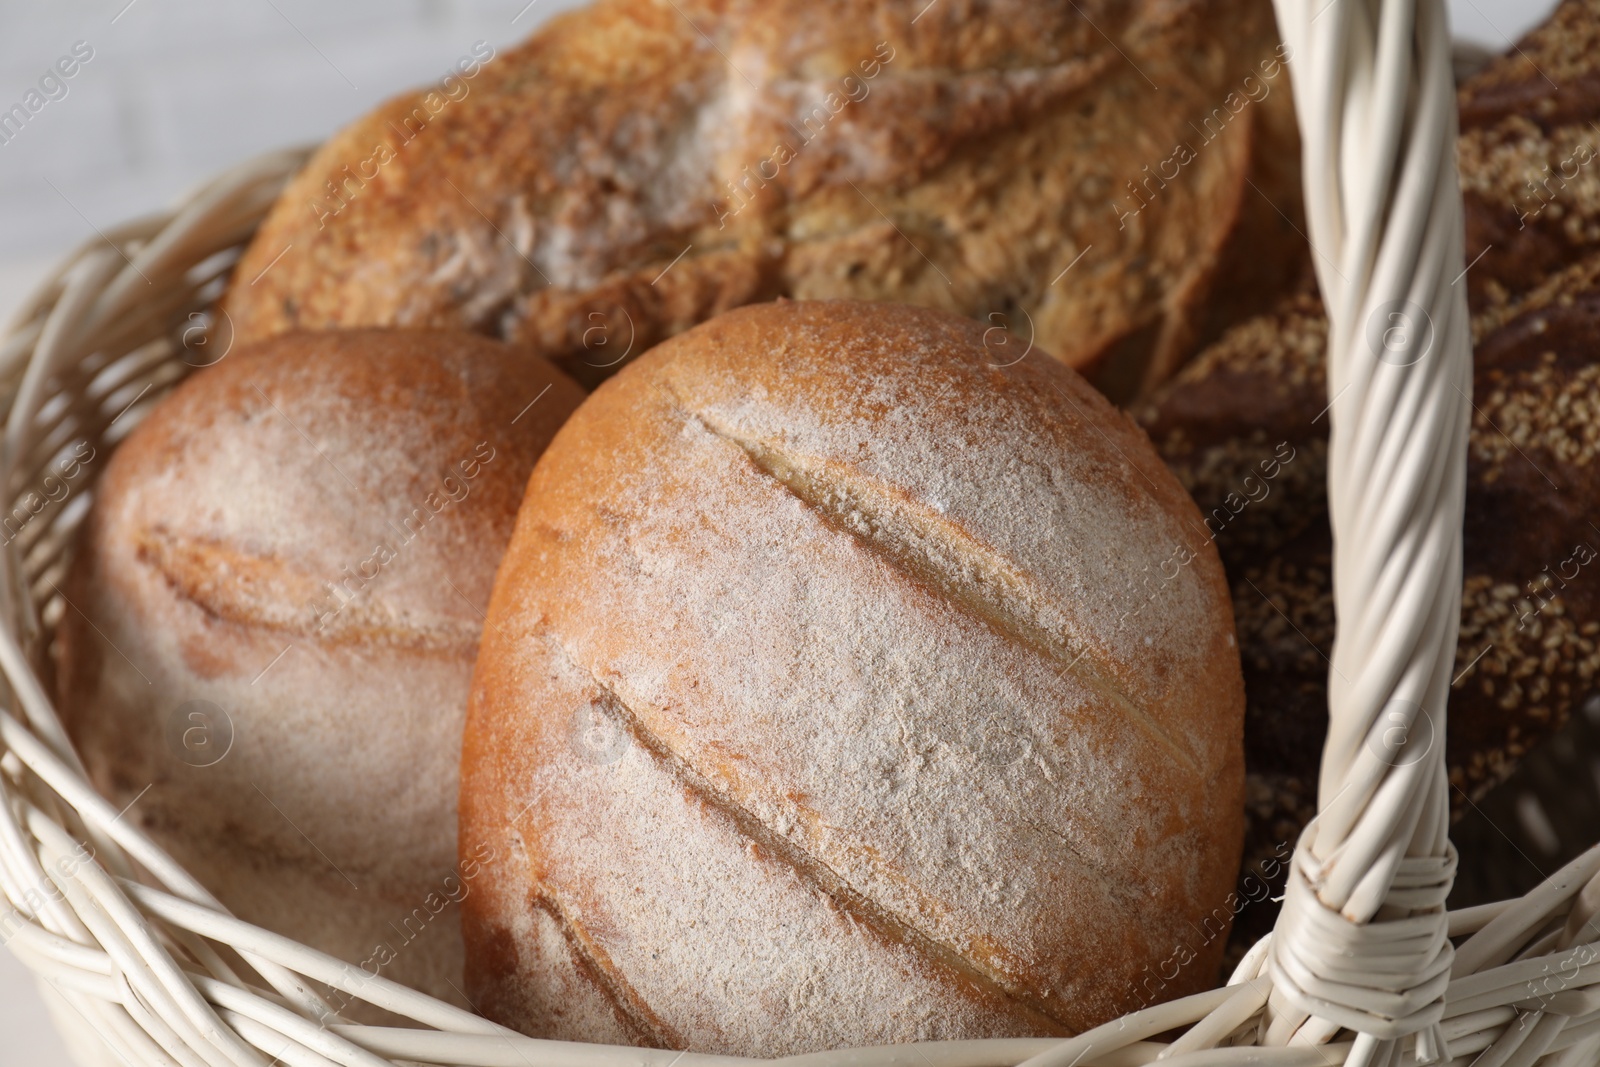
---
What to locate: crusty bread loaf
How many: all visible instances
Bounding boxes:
[459,299,1246,1053]
[56,329,584,1011]
[1139,251,1600,953]
[223,0,1302,400]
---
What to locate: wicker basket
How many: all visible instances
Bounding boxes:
[3,1,1598,1065]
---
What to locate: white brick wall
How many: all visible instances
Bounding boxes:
[0,0,590,260]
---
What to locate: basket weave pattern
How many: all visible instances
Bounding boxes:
[2,3,1599,1066]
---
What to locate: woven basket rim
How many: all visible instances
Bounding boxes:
[1,3,1597,1065]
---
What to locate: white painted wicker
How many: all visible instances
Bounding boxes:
[1,1,1597,1065]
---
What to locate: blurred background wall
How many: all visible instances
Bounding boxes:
[0,0,1565,1062]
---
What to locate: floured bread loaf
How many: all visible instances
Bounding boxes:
[459,299,1246,1053]
[223,0,1302,400]
[56,329,583,1010]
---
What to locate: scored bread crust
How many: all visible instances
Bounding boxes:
[222,0,1300,399]
[55,329,584,1012]
[460,300,1246,1053]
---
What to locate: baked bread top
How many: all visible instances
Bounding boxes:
[223,0,1299,398]
[56,328,584,891]
[460,299,1247,1050]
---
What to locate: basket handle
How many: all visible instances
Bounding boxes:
[1262,0,1471,1060]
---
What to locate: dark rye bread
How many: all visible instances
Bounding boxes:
[1138,253,1600,950]
[1140,0,1600,951]
[222,0,1303,400]
[1458,0,1600,312]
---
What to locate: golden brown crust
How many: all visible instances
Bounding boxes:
[55,329,585,1012]
[461,299,1246,1053]
[223,0,1300,400]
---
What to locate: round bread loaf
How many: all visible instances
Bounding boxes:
[56,329,584,1011]
[459,299,1246,1053]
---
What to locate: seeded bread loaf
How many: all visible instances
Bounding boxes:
[459,299,1247,1053]
[56,330,584,1011]
[1458,0,1600,311]
[222,0,1302,400]
[1139,252,1600,950]
[1136,0,1600,952]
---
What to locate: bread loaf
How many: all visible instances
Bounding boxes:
[222,0,1303,400]
[459,299,1246,1053]
[1133,3,1600,952]
[1139,251,1600,952]
[56,329,584,1010]
[1457,0,1600,312]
